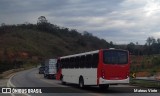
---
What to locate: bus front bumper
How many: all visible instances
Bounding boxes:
[99,77,129,84]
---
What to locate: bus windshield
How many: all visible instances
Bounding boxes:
[103,50,128,64]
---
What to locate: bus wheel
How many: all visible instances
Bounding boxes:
[79,77,84,88]
[99,84,109,90]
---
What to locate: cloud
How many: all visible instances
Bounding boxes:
[1,0,160,44]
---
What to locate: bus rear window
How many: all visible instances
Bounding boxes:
[103,50,128,64]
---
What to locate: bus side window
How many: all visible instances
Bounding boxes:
[68,58,72,68]
[64,59,68,68]
[73,57,76,68]
[85,55,88,68]
[83,55,87,68]
[66,58,69,68]
[63,59,67,68]
[77,56,80,68]
[83,55,86,68]
[64,59,66,68]
[92,53,99,68]
[69,58,72,68]
[85,55,92,68]
[89,55,92,68]
[75,57,79,68]
[66,58,71,68]
[79,56,82,68]
[71,57,74,68]
[80,55,85,68]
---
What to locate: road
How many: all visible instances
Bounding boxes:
[8,68,160,96]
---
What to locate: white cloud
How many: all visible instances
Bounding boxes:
[1,0,160,44]
[143,0,160,16]
[152,32,160,38]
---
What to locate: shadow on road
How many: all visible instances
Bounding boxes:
[55,83,135,93]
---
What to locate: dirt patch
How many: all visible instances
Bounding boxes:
[155,72,160,80]
[136,71,150,77]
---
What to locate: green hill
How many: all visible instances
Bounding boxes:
[0,23,113,73]
[0,23,111,61]
[0,22,160,74]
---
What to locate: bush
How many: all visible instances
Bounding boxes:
[152,56,160,66]
[0,61,14,73]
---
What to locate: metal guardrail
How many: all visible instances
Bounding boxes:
[132,78,160,87]
[134,78,160,82]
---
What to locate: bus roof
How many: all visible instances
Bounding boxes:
[59,49,128,59]
[60,50,99,59]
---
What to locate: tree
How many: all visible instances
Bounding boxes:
[109,41,114,48]
[1,23,5,26]
[146,37,156,46]
[37,16,50,31]
[127,42,135,54]
[83,31,92,36]
[144,37,160,55]
[157,38,160,44]
[37,16,48,25]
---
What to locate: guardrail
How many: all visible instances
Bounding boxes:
[134,78,160,82]
[131,78,160,87]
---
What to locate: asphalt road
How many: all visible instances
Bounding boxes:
[9,68,160,96]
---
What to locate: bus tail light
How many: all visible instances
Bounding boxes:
[101,69,105,79]
[126,72,129,78]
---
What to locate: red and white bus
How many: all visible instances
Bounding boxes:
[56,49,130,89]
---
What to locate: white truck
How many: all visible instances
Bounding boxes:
[44,59,57,79]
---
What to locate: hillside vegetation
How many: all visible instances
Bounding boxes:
[130,55,160,76]
[0,18,113,73]
[0,16,160,75]
[0,24,111,59]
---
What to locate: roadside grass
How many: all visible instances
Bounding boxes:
[0,63,37,79]
[0,75,2,79]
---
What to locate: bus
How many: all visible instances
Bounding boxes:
[56,49,130,89]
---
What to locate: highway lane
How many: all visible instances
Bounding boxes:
[10,68,160,96]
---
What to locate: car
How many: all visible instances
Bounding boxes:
[39,66,45,74]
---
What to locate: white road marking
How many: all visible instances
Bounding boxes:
[7,73,31,96]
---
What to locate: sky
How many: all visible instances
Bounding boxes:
[1,0,160,44]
